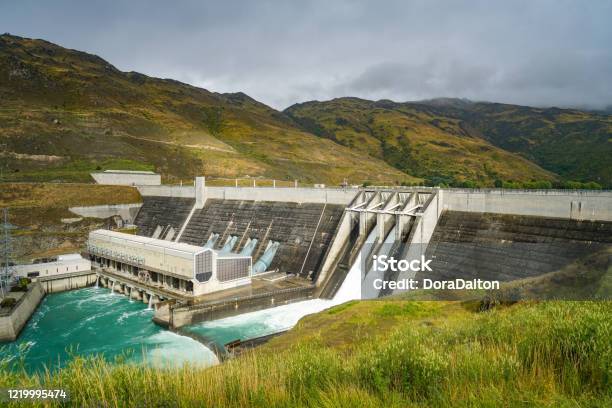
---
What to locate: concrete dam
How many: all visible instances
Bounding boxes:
[87,178,612,329]
[424,212,612,283]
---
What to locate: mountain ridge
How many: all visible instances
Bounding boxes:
[1,33,609,187]
[285,97,611,187]
[0,33,414,185]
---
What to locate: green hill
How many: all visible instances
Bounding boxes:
[286,97,612,187]
[1,34,610,187]
[0,34,414,185]
[416,99,612,186]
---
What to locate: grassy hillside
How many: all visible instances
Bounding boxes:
[2,34,609,188]
[285,98,556,187]
[0,34,415,186]
[286,98,612,187]
[0,183,141,211]
[447,101,612,186]
[0,183,141,260]
[0,300,609,407]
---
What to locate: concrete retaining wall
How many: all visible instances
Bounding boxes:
[38,271,97,293]
[165,286,314,328]
[0,282,45,341]
[205,187,358,204]
[137,185,196,198]
[315,211,353,288]
[137,184,359,204]
[443,189,612,221]
[91,172,161,186]
[69,203,142,223]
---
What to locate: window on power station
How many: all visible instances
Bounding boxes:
[196,272,212,282]
[217,258,249,282]
[195,251,212,282]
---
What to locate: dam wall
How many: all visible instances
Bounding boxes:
[129,183,611,303]
[133,196,195,237]
[424,211,612,283]
[179,199,345,278]
[137,184,358,204]
[137,185,196,198]
[136,183,612,221]
[443,189,612,221]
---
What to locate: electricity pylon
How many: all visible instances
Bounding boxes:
[0,208,17,295]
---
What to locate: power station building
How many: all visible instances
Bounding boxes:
[87,230,252,297]
[14,254,91,279]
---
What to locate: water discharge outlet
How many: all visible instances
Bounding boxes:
[253,241,280,274]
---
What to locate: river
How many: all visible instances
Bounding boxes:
[0,253,362,373]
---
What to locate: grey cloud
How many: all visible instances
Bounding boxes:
[340,59,499,99]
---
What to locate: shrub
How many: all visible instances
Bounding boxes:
[355,330,448,399]
[0,297,17,308]
[562,180,602,190]
[10,278,29,292]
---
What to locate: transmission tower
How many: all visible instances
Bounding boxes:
[0,208,17,295]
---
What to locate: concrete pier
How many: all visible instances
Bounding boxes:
[0,283,45,341]
[155,284,314,329]
[130,287,142,301]
[38,271,98,294]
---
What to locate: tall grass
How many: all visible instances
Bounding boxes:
[0,301,610,407]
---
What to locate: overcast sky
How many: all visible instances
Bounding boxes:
[2,0,611,110]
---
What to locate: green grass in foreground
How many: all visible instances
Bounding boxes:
[0,301,610,407]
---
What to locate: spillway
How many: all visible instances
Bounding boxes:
[362,225,398,299]
[182,245,364,350]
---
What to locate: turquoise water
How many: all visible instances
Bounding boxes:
[0,258,362,373]
[0,287,218,373]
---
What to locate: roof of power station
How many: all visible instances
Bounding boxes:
[89,229,207,255]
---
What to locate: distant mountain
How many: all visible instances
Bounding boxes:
[1,34,609,187]
[286,97,612,187]
[285,98,553,186]
[0,34,413,185]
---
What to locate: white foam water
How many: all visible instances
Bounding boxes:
[185,250,364,346]
[144,331,219,368]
